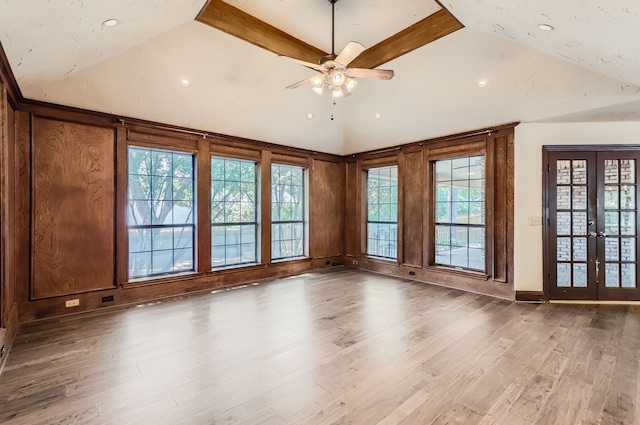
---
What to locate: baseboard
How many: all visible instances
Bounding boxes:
[515,291,546,302]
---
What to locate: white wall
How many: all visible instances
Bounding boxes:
[514,122,640,292]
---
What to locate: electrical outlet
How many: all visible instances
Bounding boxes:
[528,216,543,226]
[65,299,80,308]
[352,260,358,265]
[409,271,416,276]
[0,345,5,358]
[102,295,114,303]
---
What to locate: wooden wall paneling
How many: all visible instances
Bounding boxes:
[2,93,18,330]
[484,134,496,279]
[344,161,359,259]
[505,131,515,285]
[310,159,344,260]
[0,79,5,327]
[492,135,508,282]
[261,150,272,264]
[209,142,261,161]
[31,117,116,299]
[115,127,128,285]
[401,149,424,267]
[424,149,435,268]
[358,160,368,257]
[197,139,211,272]
[15,112,30,306]
[271,152,309,167]
[126,128,197,153]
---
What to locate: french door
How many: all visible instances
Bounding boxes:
[547,149,640,300]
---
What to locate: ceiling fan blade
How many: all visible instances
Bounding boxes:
[286,77,314,89]
[334,42,366,67]
[345,68,394,80]
[279,55,326,72]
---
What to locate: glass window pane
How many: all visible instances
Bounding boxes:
[271,165,306,261]
[621,238,636,262]
[604,160,619,184]
[620,160,635,184]
[622,264,636,288]
[621,187,635,209]
[572,186,587,210]
[573,264,587,287]
[557,212,571,235]
[572,160,587,184]
[366,166,398,260]
[128,147,195,279]
[152,228,173,251]
[605,238,619,262]
[128,228,151,254]
[621,212,635,235]
[605,212,619,236]
[557,263,571,287]
[604,186,619,210]
[557,186,571,210]
[573,237,587,261]
[605,263,620,288]
[433,155,485,272]
[557,237,571,261]
[557,161,570,184]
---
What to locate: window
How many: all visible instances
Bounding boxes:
[271,164,306,260]
[128,147,195,278]
[211,157,258,268]
[434,154,485,271]
[367,166,398,259]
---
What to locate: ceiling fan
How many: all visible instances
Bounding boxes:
[282,0,394,99]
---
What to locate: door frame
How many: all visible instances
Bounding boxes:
[543,145,640,301]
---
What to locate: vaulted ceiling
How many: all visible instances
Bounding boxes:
[1,0,640,155]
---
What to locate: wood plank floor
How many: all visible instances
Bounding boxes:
[1,268,640,424]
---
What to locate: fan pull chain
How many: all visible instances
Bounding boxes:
[331,101,336,121]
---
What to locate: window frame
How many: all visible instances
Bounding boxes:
[270,162,309,261]
[210,155,260,269]
[126,145,197,280]
[365,164,399,261]
[432,153,487,273]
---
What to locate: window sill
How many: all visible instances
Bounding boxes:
[271,256,311,265]
[208,263,264,275]
[425,265,490,281]
[365,256,400,266]
[122,271,204,289]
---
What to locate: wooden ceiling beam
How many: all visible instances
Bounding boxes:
[349,8,464,69]
[196,0,328,65]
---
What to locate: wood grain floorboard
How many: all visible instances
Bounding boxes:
[1,269,640,424]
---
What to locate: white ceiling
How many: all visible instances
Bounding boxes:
[1,0,640,155]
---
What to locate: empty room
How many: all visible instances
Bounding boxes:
[1,0,640,424]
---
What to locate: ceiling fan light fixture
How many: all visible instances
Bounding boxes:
[331,70,346,86]
[346,78,357,91]
[312,86,324,95]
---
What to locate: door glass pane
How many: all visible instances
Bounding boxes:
[573,238,587,261]
[572,212,586,235]
[573,264,587,287]
[605,238,619,261]
[620,160,635,184]
[604,160,619,184]
[557,212,570,235]
[622,264,636,288]
[557,263,571,287]
[621,238,636,262]
[604,186,619,209]
[557,187,571,209]
[572,186,587,210]
[572,160,587,184]
[621,187,635,209]
[605,212,619,236]
[557,238,571,261]
[605,263,620,288]
[557,160,571,184]
[621,212,635,235]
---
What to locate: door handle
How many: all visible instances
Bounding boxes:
[588,231,597,237]
[597,232,607,237]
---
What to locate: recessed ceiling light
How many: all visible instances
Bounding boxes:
[180,79,191,88]
[374,113,382,120]
[307,113,314,120]
[538,23,554,32]
[478,80,488,88]
[102,19,118,28]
